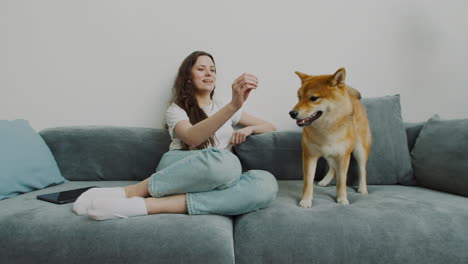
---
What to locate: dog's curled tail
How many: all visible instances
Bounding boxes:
[347,86,362,100]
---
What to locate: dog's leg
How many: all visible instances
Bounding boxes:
[299,153,319,208]
[318,166,335,187]
[334,154,351,205]
[353,139,369,195]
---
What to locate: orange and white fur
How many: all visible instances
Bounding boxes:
[289,68,371,207]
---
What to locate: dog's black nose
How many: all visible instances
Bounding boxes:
[289,110,298,119]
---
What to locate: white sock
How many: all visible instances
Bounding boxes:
[87,197,148,221]
[73,187,126,216]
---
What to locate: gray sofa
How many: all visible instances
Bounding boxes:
[1,94,468,263]
[1,122,467,264]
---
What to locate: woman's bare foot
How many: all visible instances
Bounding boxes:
[124,178,151,198]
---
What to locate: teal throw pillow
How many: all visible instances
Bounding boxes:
[411,115,468,197]
[0,119,66,200]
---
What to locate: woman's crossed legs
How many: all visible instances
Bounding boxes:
[74,148,277,220]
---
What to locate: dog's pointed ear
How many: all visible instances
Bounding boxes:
[295,71,310,82]
[329,68,346,87]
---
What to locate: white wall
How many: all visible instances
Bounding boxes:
[2,0,468,131]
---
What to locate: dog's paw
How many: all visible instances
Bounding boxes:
[337,198,349,205]
[317,180,328,187]
[299,199,312,208]
[358,186,368,195]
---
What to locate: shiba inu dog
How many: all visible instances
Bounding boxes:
[289,68,371,207]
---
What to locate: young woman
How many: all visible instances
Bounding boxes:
[73,51,278,220]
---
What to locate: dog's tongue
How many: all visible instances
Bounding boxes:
[296,117,310,126]
[296,111,323,127]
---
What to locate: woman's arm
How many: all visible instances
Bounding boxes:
[175,74,258,148]
[230,111,276,145]
[174,103,240,148]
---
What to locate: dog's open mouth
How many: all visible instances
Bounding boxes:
[296,111,323,127]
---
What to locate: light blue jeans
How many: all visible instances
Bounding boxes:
[147,147,278,215]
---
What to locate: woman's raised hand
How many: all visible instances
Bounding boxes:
[230,73,258,109]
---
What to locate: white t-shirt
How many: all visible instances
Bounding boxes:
[165,99,243,151]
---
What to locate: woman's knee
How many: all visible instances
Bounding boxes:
[203,148,242,187]
[155,150,188,172]
[247,170,278,207]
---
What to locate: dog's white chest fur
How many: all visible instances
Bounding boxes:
[305,140,351,157]
[304,126,353,157]
[324,141,351,157]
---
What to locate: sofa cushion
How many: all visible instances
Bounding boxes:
[233,182,468,264]
[411,116,468,197]
[40,126,171,181]
[405,122,424,152]
[0,181,235,264]
[0,119,66,200]
[234,95,414,185]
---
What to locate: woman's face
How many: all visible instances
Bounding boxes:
[190,55,216,94]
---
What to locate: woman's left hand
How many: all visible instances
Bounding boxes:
[230,127,254,145]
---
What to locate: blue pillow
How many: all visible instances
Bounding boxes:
[411,115,468,197]
[0,119,66,200]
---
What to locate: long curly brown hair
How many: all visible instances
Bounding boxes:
[168,51,217,150]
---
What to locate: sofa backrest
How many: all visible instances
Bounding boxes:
[40,123,423,182]
[40,126,171,181]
